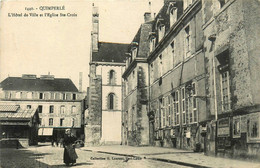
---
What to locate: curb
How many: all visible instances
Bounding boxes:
[81,149,211,168]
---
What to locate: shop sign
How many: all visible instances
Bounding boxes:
[217,118,230,137]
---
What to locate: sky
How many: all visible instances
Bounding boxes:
[0,0,163,91]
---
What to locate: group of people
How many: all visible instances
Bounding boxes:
[63,129,78,166]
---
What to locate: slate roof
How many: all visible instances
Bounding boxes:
[92,42,129,63]
[0,105,36,120]
[0,77,78,92]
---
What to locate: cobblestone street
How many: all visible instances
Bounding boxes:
[0,143,188,168]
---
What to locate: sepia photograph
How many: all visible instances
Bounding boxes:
[0,0,260,167]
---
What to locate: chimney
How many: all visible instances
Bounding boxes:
[79,72,83,92]
[144,12,152,22]
[144,1,152,22]
[92,4,99,52]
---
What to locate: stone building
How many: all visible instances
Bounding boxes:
[0,74,84,142]
[122,0,260,159]
[122,12,153,146]
[202,0,260,159]
[86,5,128,146]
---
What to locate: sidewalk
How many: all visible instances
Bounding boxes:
[80,145,260,168]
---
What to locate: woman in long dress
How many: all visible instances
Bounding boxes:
[63,129,78,166]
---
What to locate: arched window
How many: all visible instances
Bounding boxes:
[109,70,115,85]
[108,93,115,110]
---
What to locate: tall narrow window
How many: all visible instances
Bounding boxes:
[173,91,179,125]
[108,93,115,110]
[38,105,43,113]
[55,93,60,100]
[39,93,43,99]
[150,37,156,52]
[192,82,197,122]
[73,94,76,100]
[170,7,177,27]
[71,106,76,113]
[159,54,163,77]
[49,118,53,126]
[49,105,54,113]
[60,105,65,114]
[220,71,231,111]
[158,24,165,42]
[109,70,115,85]
[60,118,64,126]
[159,99,162,128]
[182,87,186,124]
[168,95,172,126]
[63,93,66,100]
[150,63,154,83]
[132,48,137,60]
[185,26,191,58]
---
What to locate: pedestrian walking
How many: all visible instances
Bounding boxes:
[63,129,78,166]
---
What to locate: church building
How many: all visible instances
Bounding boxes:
[85,4,128,145]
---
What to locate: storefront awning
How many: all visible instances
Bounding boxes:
[38,128,53,136]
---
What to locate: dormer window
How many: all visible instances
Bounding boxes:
[170,7,177,27]
[131,47,137,60]
[158,24,165,42]
[149,32,156,52]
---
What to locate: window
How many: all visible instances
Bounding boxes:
[132,48,137,60]
[109,70,116,85]
[185,26,191,58]
[108,93,115,110]
[158,24,165,42]
[150,37,156,52]
[39,93,43,99]
[62,93,66,100]
[181,87,186,124]
[73,94,76,100]
[233,116,241,138]
[27,105,31,109]
[248,113,260,142]
[220,71,231,111]
[60,118,64,126]
[192,82,198,123]
[60,105,65,114]
[49,118,53,126]
[173,91,179,125]
[50,93,54,99]
[49,105,54,113]
[170,7,177,27]
[168,95,172,126]
[71,106,76,113]
[38,105,43,113]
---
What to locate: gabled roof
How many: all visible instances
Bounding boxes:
[92,42,129,63]
[0,77,78,92]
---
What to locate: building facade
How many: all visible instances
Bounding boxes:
[202,0,260,158]
[0,74,83,142]
[85,5,128,146]
[122,12,153,146]
[122,0,260,159]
